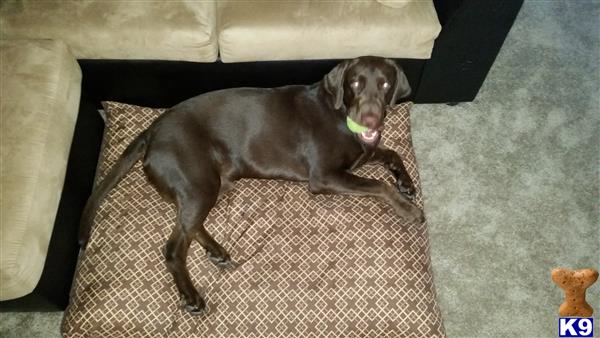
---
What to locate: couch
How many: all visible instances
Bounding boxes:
[0,0,523,311]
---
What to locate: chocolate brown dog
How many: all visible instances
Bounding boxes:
[79,56,424,314]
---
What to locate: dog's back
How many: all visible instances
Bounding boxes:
[145,85,353,182]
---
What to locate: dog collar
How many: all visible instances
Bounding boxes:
[346,117,369,133]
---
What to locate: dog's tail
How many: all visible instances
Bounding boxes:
[78,131,148,248]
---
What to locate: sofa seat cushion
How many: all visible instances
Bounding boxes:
[0,1,217,62]
[0,39,82,300]
[217,0,441,62]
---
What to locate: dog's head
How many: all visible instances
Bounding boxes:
[323,56,411,145]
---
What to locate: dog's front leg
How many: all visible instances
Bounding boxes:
[370,147,416,200]
[309,172,424,223]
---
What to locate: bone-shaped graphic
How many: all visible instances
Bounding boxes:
[551,268,598,317]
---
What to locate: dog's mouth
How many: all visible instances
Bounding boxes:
[346,116,382,144]
[359,129,380,144]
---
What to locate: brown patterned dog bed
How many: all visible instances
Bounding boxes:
[62,101,444,338]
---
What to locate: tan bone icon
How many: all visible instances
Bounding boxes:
[551,268,598,317]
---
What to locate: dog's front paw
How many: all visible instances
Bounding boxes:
[391,202,425,224]
[405,205,425,223]
[388,188,424,223]
[397,181,416,201]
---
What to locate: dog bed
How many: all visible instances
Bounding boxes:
[62,101,445,338]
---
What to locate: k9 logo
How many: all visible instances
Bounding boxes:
[559,318,594,338]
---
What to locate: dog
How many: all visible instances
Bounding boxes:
[79,56,425,314]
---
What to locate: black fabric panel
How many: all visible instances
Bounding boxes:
[433,0,466,25]
[77,59,424,108]
[416,0,524,103]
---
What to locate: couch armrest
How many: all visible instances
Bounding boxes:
[0,40,81,304]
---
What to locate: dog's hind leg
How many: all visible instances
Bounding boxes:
[145,138,234,313]
[165,226,205,314]
[164,172,233,314]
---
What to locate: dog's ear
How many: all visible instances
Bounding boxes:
[388,61,411,105]
[324,59,352,110]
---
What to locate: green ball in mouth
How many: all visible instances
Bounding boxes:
[346,116,369,133]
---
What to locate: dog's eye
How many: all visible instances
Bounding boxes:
[382,82,390,90]
[350,81,360,89]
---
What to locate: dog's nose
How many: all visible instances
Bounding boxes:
[361,114,379,129]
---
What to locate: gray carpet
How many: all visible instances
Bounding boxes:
[1,1,598,337]
[412,1,599,337]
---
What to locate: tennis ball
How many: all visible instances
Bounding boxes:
[346,116,369,133]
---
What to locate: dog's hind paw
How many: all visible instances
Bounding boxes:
[180,294,206,315]
[216,259,239,269]
[207,251,236,269]
[184,303,205,316]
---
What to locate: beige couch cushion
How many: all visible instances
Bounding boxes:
[0,0,217,62]
[0,39,82,300]
[376,0,410,9]
[218,0,441,63]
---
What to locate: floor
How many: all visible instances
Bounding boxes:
[1,1,598,337]
[412,1,599,337]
